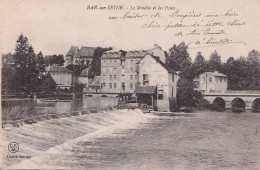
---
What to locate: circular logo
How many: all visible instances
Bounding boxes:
[8,142,19,153]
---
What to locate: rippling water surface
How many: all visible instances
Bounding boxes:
[1,104,260,169]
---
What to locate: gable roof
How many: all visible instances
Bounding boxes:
[89,76,101,86]
[140,54,175,74]
[200,71,227,77]
[79,68,88,77]
[47,66,72,73]
[135,85,157,94]
[79,46,96,57]
[66,46,79,56]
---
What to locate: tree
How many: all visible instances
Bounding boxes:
[189,52,206,79]
[88,47,112,78]
[168,42,191,72]
[39,73,57,93]
[247,49,260,64]
[207,50,222,71]
[12,34,41,94]
[36,51,45,72]
[226,56,234,64]
[176,78,195,107]
[1,64,15,94]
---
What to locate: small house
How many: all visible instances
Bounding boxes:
[46,66,72,89]
[135,54,178,112]
[199,71,228,94]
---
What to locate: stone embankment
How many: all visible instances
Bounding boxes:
[2,106,117,128]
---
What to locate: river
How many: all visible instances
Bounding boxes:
[1,97,260,169]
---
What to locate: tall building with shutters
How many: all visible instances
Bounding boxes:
[100,44,165,93]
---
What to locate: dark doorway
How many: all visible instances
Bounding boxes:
[213,97,225,111]
[252,98,260,112]
[231,98,245,112]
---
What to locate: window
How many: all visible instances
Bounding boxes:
[130,83,133,89]
[103,60,106,66]
[110,75,112,80]
[135,75,137,80]
[114,75,117,80]
[209,77,212,82]
[202,77,205,82]
[172,74,174,82]
[102,83,106,87]
[103,75,106,78]
[114,67,117,73]
[130,67,134,72]
[130,60,133,64]
[109,83,112,89]
[220,77,222,82]
[121,83,125,91]
[143,74,149,85]
[114,83,117,89]
[158,90,163,100]
[130,75,133,80]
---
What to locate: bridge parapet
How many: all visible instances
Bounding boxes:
[226,90,260,94]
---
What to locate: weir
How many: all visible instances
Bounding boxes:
[2,109,152,168]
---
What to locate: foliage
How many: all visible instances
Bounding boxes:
[1,64,16,94]
[13,34,40,94]
[38,73,57,93]
[44,54,65,66]
[176,78,195,107]
[36,51,46,72]
[88,47,112,78]
[221,51,260,90]
[207,50,222,72]
[167,42,192,72]
[66,64,86,77]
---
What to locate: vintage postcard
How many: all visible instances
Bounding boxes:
[0,0,260,169]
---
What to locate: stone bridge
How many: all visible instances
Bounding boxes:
[203,90,260,111]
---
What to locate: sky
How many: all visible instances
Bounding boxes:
[0,0,259,61]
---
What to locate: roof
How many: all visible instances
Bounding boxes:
[140,54,175,74]
[79,68,88,77]
[89,76,101,87]
[66,46,79,56]
[79,46,96,57]
[102,44,163,58]
[135,85,157,94]
[200,71,227,77]
[47,66,72,73]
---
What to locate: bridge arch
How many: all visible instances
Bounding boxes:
[231,98,245,112]
[252,98,260,112]
[213,97,225,111]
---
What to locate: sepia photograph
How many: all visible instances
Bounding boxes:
[0,0,260,169]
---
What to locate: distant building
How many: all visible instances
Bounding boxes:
[64,46,96,67]
[135,54,178,112]
[46,66,72,89]
[79,46,96,68]
[100,44,165,93]
[198,71,228,94]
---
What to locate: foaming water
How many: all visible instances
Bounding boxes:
[2,109,153,169]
